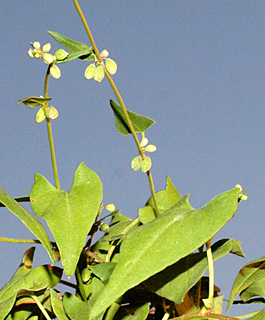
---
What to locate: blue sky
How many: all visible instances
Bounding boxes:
[0,1,264,317]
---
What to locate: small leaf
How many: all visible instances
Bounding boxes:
[138,206,156,224]
[90,186,242,318]
[105,58,117,75]
[48,31,92,53]
[63,293,91,320]
[16,96,52,108]
[50,289,69,320]
[50,64,61,79]
[35,107,45,123]
[84,64,96,79]
[110,100,156,136]
[0,188,54,263]
[146,176,182,214]
[30,163,103,276]
[141,156,151,172]
[227,256,265,310]
[131,156,142,171]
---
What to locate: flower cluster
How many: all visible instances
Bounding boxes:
[131,134,157,172]
[28,42,61,79]
[84,49,117,82]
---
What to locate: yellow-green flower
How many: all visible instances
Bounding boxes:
[28,42,61,79]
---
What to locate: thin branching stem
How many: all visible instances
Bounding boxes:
[72,0,160,216]
[31,295,52,320]
[44,65,60,189]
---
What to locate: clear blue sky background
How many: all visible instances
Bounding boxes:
[0,1,264,317]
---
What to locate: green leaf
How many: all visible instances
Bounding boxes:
[90,186,242,318]
[48,31,92,53]
[0,295,16,320]
[0,188,54,263]
[91,263,116,282]
[50,289,69,320]
[16,96,52,108]
[227,256,265,310]
[110,100,156,136]
[145,239,244,304]
[138,206,156,224]
[0,263,62,304]
[63,293,91,320]
[114,303,149,320]
[30,162,103,276]
[146,176,182,214]
[247,309,265,320]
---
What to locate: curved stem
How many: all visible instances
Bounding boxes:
[73,0,160,215]
[31,295,52,320]
[206,239,214,308]
[44,66,60,189]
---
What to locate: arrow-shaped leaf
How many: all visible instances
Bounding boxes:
[16,96,52,108]
[90,186,242,318]
[227,256,265,310]
[145,239,244,304]
[0,188,54,263]
[48,31,94,62]
[30,163,103,276]
[110,100,156,136]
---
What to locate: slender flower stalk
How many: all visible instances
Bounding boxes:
[73,0,160,215]
[44,65,60,189]
[206,239,214,308]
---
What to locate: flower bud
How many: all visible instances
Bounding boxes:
[141,156,152,172]
[105,203,116,212]
[235,184,242,192]
[50,65,61,79]
[94,65,105,82]
[84,64,96,79]
[46,106,59,119]
[42,43,51,52]
[145,144,156,152]
[131,156,142,171]
[43,53,55,65]
[140,137,148,147]
[33,42,41,49]
[55,49,69,60]
[105,58,117,75]
[35,107,45,123]
[100,223,110,233]
[100,49,109,58]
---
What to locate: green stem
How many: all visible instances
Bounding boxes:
[31,295,52,320]
[75,266,88,302]
[72,0,160,216]
[0,237,41,243]
[206,239,214,308]
[44,65,60,189]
